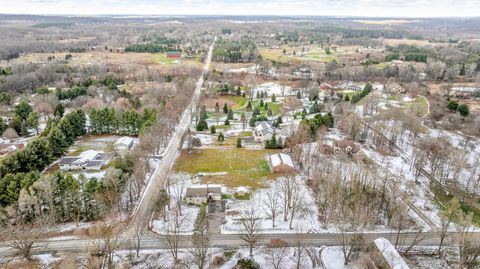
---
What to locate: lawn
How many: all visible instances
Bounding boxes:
[225,95,247,110]
[406,96,429,117]
[260,46,337,63]
[174,148,285,189]
[251,100,282,116]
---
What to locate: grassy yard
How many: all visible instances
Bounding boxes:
[174,148,286,189]
[406,96,429,117]
[225,95,247,110]
[251,100,282,116]
[259,46,337,63]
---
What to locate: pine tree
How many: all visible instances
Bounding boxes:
[237,138,242,148]
[218,132,225,142]
[54,103,65,118]
[246,101,252,110]
[224,118,230,125]
[264,102,269,110]
[460,63,466,76]
[296,91,302,99]
[271,94,276,102]
[210,125,216,134]
[302,108,307,119]
[227,109,234,120]
[48,127,69,157]
[268,109,273,116]
[458,104,470,117]
[223,103,228,114]
[260,99,264,107]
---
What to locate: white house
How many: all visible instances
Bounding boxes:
[267,153,295,173]
[59,150,106,171]
[253,121,275,143]
[114,136,134,151]
[185,184,222,205]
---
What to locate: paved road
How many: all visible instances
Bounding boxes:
[124,37,217,236]
[0,231,457,258]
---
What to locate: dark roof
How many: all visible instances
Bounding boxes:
[84,160,104,167]
[59,157,80,165]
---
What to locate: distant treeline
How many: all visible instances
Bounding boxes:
[385,44,429,63]
[126,37,180,53]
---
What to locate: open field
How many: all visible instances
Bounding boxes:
[202,95,247,110]
[259,45,336,63]
[174,148,287,188]
[14,51,202,66]
[383,38,442,47]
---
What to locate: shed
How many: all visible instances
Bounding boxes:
[267,153,295,173]
[236,186,249,197]
[115,136,134,151]
[373,238,410,269]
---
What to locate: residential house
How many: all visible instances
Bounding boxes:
[59,150,107,171]
[0,143,24,158]
[333,140,359,155]
[166,51,182,59]
[372,238,410,269]
[185,184,222,205]
[253,121,276,143]
[114,136,135,151]
[320,83,333,91]
[337,81,364,91]
[267,153,295,173]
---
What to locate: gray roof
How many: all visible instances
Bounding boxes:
[84,160,104,167]
[59,157,80,165]
[186,185,222,197]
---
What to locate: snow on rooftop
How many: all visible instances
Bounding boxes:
[115,136,134,146]
[374,237,410,269]
[78,150,101,162]
[268,153,294,168]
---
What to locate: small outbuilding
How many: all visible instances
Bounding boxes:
[267,153,295,173]
[372,237,410,269]
[114,136,134,151]
[236,186,249,197]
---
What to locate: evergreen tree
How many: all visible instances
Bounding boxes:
[196,120,208,131]
[271,94,276,102]
[296,91,302,99]
[218,132,225,142]
[277,116,283,124]
[302,108,307,119]
[253,107,261,117]
[246,101,252,110]
[224,118,230,125]
[344,94,350,101]
[260,99,264,107]
[237,137,242,148]
[264,102,269,110]
[223,103,228,114]
[227,108,234,120]
[47,127,69,157]
[268,109,273,116]
[54,103,65,118]
[210,125,216,134]
[14,100,33,120]
[458,104,470,117]
[26,112,40,133]
[460,63,466,76]
[447,100,459,111]
[215,102,220,113]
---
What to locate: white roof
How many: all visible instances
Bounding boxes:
[115,136,134,146]
[78,150,101,162]
[374,238,410,269]
[269,153,294,168]
[237,186,249,193]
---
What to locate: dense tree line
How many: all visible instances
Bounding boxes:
[212,36,259,63]
[0,110,86,207]
[89,108,156,135]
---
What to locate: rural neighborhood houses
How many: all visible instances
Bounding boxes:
[59,150,107,171]
[253,121,275,142]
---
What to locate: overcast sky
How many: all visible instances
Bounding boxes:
[2,0,480,17]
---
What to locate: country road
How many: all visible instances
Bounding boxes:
[0,231,458,258]
[124,37,217,236]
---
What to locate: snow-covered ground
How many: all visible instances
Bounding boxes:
[221,176,321,234]
[253,82,293,97]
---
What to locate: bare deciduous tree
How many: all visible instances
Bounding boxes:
[240,207,262,257]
